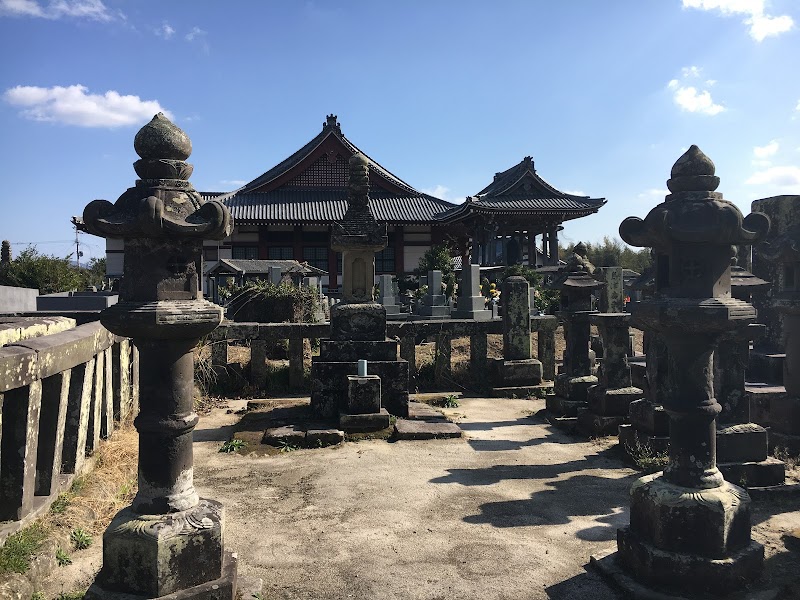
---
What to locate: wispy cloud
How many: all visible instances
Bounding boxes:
[753,139,779,158]
[220,179,247,188]
[667,66,725,115]
[155,21,174,39]
[563,189,587,196]
[0,0,119,21]
[682,0,794,41]
[185,25,209,54]
[637,188,669,203]
[745,165,800,189]
[4,84,171,127]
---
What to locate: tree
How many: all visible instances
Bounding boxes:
[561,237,652,273]
[0,246,84,294]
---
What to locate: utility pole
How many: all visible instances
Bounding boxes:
[71,216,84,269]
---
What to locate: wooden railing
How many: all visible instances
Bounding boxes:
[210,316,558,390]
[0,320,138,540]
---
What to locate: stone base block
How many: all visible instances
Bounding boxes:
[545,393,585,417]
[553,374,597,403]
[490,358,543,387]
[629,360,647,390]
[628,474,753,557]
[577,410,627,437]
[617,527,763,594]
[747,351,785,385]
[330,302,386,341]
[262,426,305,447]
[416,304,450,318]
[339,408,391,433]
[383,304,401,315]
[716,423,768,463]
[87,551,237,600]
[619,424,669,456]
[748,387,800,437]
[347,375,381,414]
[311,359,409,419]
[451,308,492,321]
[489,383,552,398]
[92,500,228,597]
[588,386,644,416]
[719,457,785,488]
[305,428,344,447]
[628,399,670,437]
[393,419,462,440]
[319,339,399,362]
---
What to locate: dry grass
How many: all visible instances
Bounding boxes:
[46,420,139,537]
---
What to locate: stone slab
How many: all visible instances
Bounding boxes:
[716,423,768,463]
[576,410,627,438]
[347,375,381,414]
[319,339,399,362]
[545,393,585,417]
[262,425,305,447]
[490,357,543,387]
[747,352,785,385]
[553,374,597,404]
[339,408,391,433]
[393,419,462,440]
[407,401,445,420]
[489,384,551,399]
[588,386,644,416]
[305,428,344,447]
[719,457,785,488]
[629,399,670,436]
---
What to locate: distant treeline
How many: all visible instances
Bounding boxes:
[0,243,106,294]
[561,237,652,274]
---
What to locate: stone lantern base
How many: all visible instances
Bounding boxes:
[85,499,237,600]
[577,385,644,437]
[614,473,763,594]
[546,373,598,418]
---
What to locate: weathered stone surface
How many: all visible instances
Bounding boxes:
[0,316,75,347]
[311,360,409,418]
[596,267,624,313]
[717,423,768,463]
[346,375,381,414]
[330,302,387,341]
[628,399,669,436]
[618,423,670,455]
[719,457,785,488]
[588,386,643,417]
[407,401,445,420]
[553,374,597,404]
[319,339,398,361]
[576,410,628,437]
[490,358,542,387]
[339,408,391,432]
[305,428,344,447]
[394,419,462,440]
[0,573,32,600]
[453,264,491,320]
[502,277,532,361]
[96,499,225,596]
[262,426,305,447]
[0,380,41,520]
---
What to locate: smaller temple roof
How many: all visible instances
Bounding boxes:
[440,156,605,224]
[205,259,327,277]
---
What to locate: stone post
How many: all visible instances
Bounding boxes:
[605,145,769,594]
[82,114,238,598]
[489,276,542,394]
[378,273,401,316]
[596,266,624,313]
[417,269,449,318]
[269,265,282,285]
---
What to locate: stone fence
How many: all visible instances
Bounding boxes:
[0,319,138,541]
[210,316,558,389]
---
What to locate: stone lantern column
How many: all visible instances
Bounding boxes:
[603,146,770,594]
[82,114,237,599]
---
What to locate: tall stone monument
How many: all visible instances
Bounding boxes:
[82,114,239,598]
[608,146,769,594]
[452,264,491,320]
[310,154,410,421]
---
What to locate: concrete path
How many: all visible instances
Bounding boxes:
[194,397,635,599]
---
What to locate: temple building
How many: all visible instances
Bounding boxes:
[105,115,606,293]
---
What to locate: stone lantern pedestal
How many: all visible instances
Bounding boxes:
[81,114,242,599]
[593,146,770,596]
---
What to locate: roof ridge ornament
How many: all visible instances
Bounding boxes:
[324,114,342,134]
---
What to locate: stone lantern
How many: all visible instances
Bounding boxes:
[82,114,237,598]
[610,146,770,593]
[545,243,604,420]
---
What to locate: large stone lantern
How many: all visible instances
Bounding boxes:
[82,114,237,598]
[612,146,770,593]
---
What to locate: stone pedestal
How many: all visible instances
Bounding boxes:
[489,277,542,395]
[453,264,491,321]
[578,313,644,437]
[81,114,242,598]
[339,375,390,432]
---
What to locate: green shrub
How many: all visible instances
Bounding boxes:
[226,281,319,323]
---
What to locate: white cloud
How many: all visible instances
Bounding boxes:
[220,179,247,188]
[682,0,794,41]
[4,84,172,127]
[670,84,725,115]
[637,188,669,203]
[563,189,587,196]
[745,165,800,188]
[185,26,206,41]
[421,184,451,199]
[753,139,779,159]
[0,0,117,21]
[155,22,174,39]
[681,65,702,78]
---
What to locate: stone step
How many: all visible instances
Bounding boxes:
[393,419,462,440]
[262,424,344,448]
[407,401,446,421]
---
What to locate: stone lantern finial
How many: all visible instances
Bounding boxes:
[666,144,719,193]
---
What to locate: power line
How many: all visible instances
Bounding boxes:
[9,240,75,245]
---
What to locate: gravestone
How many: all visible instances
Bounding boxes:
[269,265,282,285]
[489,276,543,394]
[378,273,401,316]
[607,145,768,594]
[452,264,491,321]
[310,154,409,424]
[81,114,243,599]
[416,269,449,318]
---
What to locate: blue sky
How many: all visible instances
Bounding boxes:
[1,0,798,263]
